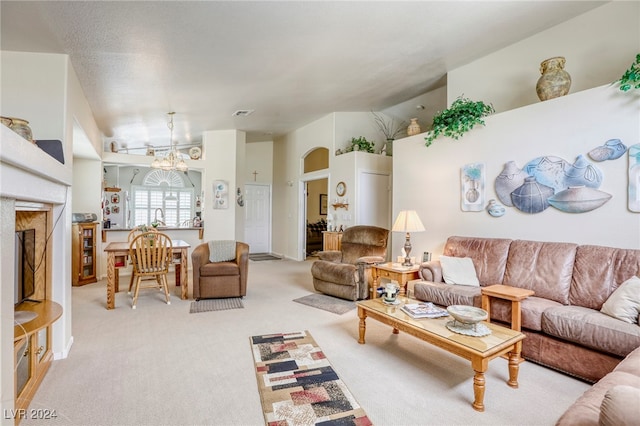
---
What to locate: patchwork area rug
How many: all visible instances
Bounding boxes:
[250,331,370,425]
[293,294,356,315]
[189,297,244,313]
[250,253,282,261]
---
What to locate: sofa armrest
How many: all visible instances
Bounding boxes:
[318,251,342,262]
[419,260,443,282]
[191,243,210,300]
[356,256,384,265]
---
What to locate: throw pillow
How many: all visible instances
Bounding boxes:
[600,276,640,324]
[439,256,479,287]
[208,240,236,263]
[599,385,640,426]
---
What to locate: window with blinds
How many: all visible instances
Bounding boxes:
[131,170,194,227]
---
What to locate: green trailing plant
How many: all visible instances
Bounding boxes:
[617,53,640,92]
[424,96,495,147]
[349,136,375,153]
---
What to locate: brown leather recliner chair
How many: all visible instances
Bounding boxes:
[310,225,389,301]
[191,241,249,300]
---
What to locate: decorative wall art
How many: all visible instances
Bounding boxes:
[486,199,506,217]
[320,194,328,215]
[493,150,614,215]
[495,161,528,207]
[524,155,602,192]
[461,163,485,212]
[547,186,612,213]
[588,139,628,162]
[629,144,640,212]
[213,180,229,209]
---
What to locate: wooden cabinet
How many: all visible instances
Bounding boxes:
[322,231,343,251]
[14,301,62,424]
[72,222,97,286]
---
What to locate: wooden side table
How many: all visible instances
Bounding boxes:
[322,231,343,251]
[371,262,421,298]
[481,284,534,363]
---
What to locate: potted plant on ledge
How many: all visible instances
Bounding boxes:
[424,96,494,147]
[348,136,376,153]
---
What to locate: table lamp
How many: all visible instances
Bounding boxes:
[392,210,425,266]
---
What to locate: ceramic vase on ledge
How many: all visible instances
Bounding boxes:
[536,56,571,101]
[407,118,421,136]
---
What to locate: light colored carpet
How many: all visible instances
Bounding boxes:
[250,330,369,424]
[293,293,356,315]
[189,297,244,313]
[23,259,590,425]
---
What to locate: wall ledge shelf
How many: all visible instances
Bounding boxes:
[331,203,349,210]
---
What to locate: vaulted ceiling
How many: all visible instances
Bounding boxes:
[1,1,605,155]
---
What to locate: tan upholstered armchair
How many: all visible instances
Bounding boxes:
[310,225,389,301]
[191,241,249,300]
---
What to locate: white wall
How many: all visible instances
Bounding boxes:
[201,129,244,241]
[447,2,640,113]
[245,140,274,184]
[393,84,640,260]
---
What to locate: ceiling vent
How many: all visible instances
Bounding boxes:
[232,109,254,117]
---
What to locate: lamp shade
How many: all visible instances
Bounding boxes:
[392,210,425,233]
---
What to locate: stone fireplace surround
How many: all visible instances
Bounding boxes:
[1,125,73,412]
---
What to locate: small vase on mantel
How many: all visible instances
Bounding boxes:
[385,139,393,156]
[536,56,571,101]
[407,118,421,136]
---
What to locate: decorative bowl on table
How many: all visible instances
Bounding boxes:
[446,305,491,337]
[446,305,488,325]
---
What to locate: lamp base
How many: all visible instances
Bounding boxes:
[403,233,413,266]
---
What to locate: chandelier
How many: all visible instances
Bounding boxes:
[151,112,188,172]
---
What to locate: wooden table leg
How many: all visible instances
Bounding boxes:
[358,307,367,344]
[481,294,491,318]
[180,247,188,299]
[371,269,380,299]
[471,358,488,412]
[507,348,521,388]
[472,371,486,412]
[107,252,115,310]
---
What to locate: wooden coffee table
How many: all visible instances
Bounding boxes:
[356,298,525,412]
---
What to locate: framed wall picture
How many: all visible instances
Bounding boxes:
[320,194,328,215]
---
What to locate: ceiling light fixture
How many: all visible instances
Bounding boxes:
[151,112,188,172]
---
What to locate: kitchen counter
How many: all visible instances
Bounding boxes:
[102,226,203,242]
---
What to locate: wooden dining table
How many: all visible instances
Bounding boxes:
[103,239,191,309]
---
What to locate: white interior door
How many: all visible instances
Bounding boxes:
[244,183,271,253]
[357,171,390,228]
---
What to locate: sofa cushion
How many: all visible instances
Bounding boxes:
[542,306,640,357]
[208,240,236,262]
[443,236,512,285]
[200,262,239,277]
[600,276,640,324]
[439,256,479,286]
[556,371,640,426]
[503,240,576,305]
[413,281,481,308]
[599,385,640,426]
[570,245,640,309]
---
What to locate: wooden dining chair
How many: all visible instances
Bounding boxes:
[129,231,172,309]
[127,226,159,293]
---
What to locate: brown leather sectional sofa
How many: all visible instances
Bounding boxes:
[413,236,640,383]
